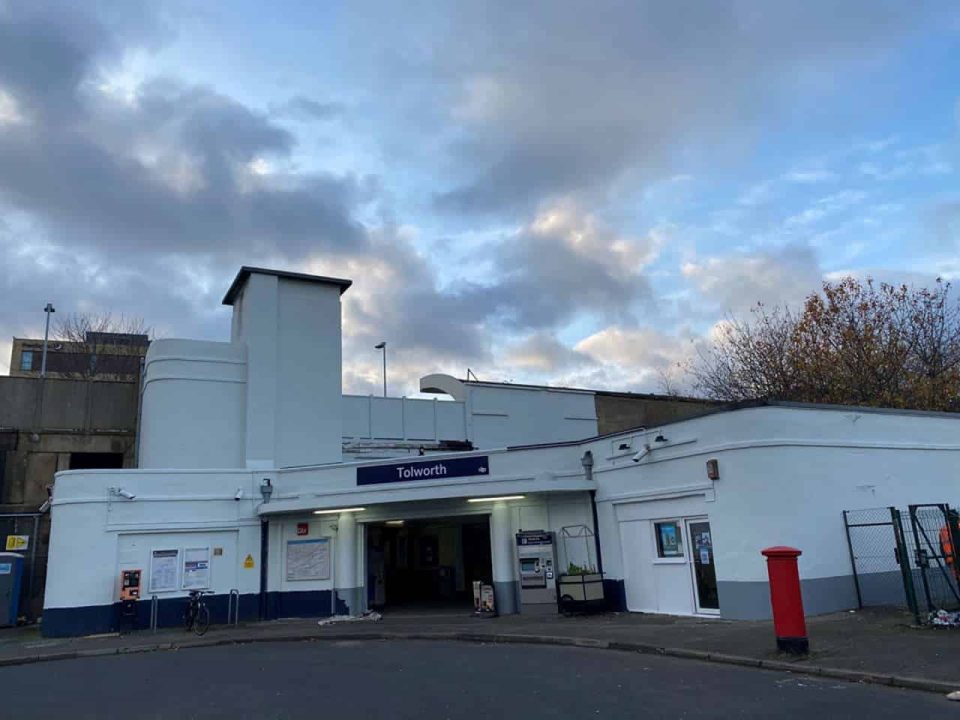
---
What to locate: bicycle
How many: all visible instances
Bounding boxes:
[184,590,211,636]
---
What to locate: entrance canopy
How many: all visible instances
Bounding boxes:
[258,471,594,516]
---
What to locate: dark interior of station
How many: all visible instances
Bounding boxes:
[366,515,492,610]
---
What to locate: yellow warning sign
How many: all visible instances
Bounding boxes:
[243,554,255,569]
[5,535,28,551]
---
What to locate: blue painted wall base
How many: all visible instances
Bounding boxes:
[42,590,344,638]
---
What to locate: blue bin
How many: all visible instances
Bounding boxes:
[0,552,25,627]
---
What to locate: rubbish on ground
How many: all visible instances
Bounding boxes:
[318,610,382,626]
[928,609,960,627]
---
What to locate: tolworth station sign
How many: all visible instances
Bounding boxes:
[357,456,490,486]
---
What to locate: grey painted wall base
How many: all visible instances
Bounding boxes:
[335,587,364,616]
[717,574,859,620]
[494,581,518,615]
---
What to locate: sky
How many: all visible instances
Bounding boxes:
[1,1,959,395]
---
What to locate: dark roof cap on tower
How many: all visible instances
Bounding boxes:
[222,266,353,305]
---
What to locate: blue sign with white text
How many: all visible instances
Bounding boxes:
[357,456,490,486]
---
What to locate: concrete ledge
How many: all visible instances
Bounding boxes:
[0,629,957,696]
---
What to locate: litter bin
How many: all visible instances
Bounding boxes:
[0,552,24,627]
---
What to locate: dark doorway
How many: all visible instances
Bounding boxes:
[689,520,719,611]
[69,452,125,470]
[367,516,492,611]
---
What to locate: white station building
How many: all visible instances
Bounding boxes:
[42,267,960,636]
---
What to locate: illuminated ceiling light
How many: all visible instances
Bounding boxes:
[313,507,366,515]
[466,495,525,503]
[385,520,405,526]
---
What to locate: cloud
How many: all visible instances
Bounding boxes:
[503,332,591,373]
[456,201,663,330]
[783,169,837,184]
[406,0,953,217]
[784,190,867,227]
[271,95,343,121]
[682,244,822,312]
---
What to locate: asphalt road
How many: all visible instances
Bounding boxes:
[0,640,951,719]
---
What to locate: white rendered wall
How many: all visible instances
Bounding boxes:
[230,273,344,469]
[139,339,247,469]
[342,395,468,442]
[590,406,960,591]
[44,468,262,612]
[421,375,599,449]
[467,384,598,448]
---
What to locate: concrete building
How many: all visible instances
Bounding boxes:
[10,332,149,382]
[40,267,960,637]
[0,376,140,618]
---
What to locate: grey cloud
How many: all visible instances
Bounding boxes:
[382,0,959,217]
[503,332,591,373]
[272,95,344,121]
[682,244,822,313]
[0,5,367,260]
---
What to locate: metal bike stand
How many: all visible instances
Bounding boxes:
[228,589,240,626]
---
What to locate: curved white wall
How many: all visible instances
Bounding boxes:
[140,339,247,469]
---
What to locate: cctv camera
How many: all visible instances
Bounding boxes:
[39,500,51,513]
[114,488,136,500]
[235,488,244,501]
[632,444,651,463]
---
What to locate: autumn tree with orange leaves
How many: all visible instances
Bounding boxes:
[690,278,960,411]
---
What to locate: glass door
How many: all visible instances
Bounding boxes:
[687,520,719,613]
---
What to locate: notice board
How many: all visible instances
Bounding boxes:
[286,538,331,581]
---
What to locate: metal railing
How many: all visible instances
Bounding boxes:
[228,589,240,626]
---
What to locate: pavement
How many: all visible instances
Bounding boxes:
[0,606,958,695]
[1,639,952,719]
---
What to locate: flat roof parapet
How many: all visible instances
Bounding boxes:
[222,266,353,305]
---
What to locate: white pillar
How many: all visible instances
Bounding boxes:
[335,511,360,615]
[490,502,518,614]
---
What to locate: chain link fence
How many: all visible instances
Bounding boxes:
[844,504,959,624]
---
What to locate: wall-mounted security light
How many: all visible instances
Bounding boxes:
[234,488,244,501]
[466,495,525,503]
[706,459,720,481]
[260,478,273,503]
[110,487,136,500]
[313,507,366,515]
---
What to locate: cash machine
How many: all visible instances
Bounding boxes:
[515,530,557,613]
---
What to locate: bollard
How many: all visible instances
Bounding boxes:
[761,546,808,655]
[150,595,159,633]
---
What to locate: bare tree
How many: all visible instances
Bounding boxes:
[688,278,960,412]
[52,313,152,379]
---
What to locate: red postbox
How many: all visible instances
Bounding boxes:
[761,546,808,655]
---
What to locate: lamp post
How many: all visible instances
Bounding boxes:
[41,303,55,378]
[374,341,387,397]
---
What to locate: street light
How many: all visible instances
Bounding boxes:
[41,302,55,378]
[374,341,387,397]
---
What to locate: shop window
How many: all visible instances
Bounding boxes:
[20,351,34,371]
[654,521,684,558]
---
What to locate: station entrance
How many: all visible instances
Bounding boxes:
[366,515,492,611]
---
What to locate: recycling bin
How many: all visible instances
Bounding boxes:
[0,552,25,627]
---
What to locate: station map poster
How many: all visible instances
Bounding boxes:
[286,538,331,581]
[150,549,179,592]
[182,547,211,589]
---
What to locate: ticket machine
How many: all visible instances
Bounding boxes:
[516,531,557,612]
